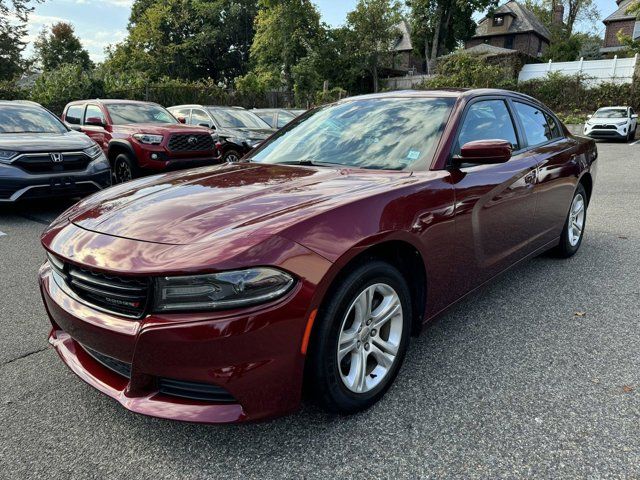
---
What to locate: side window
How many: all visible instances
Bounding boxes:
[171,108,191,122]
[84,105,105,124]
[66,105,84,125]
[190,109,212,128]
[457,99,518,152]
[277,112,295,129]
[513,102,554,147]
[544,112,562,139]
[256,112,274,126]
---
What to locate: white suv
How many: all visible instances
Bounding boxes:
[584,106,638,142]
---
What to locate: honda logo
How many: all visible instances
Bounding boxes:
[50,153,64,163]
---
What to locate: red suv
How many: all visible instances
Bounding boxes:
[62,100,220,183]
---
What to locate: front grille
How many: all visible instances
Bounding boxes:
[593,124,617,130]
[13,152,92,174]
[158,378,236,403]
[82,345,132,378]
[167,134,214,152]
[48,253,150,319]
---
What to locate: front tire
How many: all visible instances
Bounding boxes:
[308,261,412,414]
[556,183,587,258]
[222,150,241,163]
[113,153,138,184]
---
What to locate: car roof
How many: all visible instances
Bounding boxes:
[596,106,629,109]
[0,100,44,108]
[67,99,162,106]
[169,105,246,110]
[337,88,544,105]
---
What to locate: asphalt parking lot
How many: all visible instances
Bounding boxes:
[1,141,638,479]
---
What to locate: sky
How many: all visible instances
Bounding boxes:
[24,0,619,63]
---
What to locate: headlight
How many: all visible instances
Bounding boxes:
[225,137,247,145]
[153,267,295,312]
[0,149,18,164]
[83,143,103,158]
[133,133,163,145]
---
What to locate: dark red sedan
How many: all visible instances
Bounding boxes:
[39,89,597,423]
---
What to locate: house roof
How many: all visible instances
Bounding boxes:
[394,19,413,52]
[473,0,551,41]
[454,44,520,57]
[603,0,635,23]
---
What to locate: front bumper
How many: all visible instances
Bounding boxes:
[583,123,629,139]
[39,261,316,423]
[0,165,111,202]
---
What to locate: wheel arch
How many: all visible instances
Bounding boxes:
[107,140,135,167]
[578,172,593,205]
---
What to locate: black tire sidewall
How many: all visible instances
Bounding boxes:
[309,260,412,413]
[114,153,137,183]
[223,150,241,163]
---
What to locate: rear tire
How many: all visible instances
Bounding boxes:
[308,260,412,414]
[555,183,587,258]
[113,153,138,184]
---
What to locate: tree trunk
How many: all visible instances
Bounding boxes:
[429,3,443,71]
[373,64,379,93]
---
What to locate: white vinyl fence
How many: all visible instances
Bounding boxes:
[518,54,639,86]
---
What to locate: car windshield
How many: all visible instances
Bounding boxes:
[106,103,178,125]
[249,97,455,171]
[0,104,67,134]
[594,108,627,118]
[209,108,271,129]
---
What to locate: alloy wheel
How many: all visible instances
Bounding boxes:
[568,193,585,247]
[337,283,403,394]
[225,153,239,163]
[115,159,132,183]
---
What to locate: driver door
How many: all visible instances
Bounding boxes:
[451,98,539,291]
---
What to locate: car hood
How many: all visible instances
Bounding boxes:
[66,162,409,246]
[217,127,276,140]
[0,131,93,152]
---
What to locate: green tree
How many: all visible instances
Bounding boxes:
[34,22,93,71]
[346,0,401,93]
[408,0,498,73]
[30,63,103,114]
[104,0,258,84]
[0,0,42,81]
[250,0,322,92]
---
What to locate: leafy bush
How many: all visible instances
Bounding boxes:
[315,87,348,105]
[30,64,104,114]
[0,81,28,100]
[417,54,517,90]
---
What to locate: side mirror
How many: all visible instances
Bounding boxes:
[587,114,592,119]
[457,140,512,165]
[85,117,104,127]
[199,123,212,129]
[632,114,638,119]
[177,117,186,124]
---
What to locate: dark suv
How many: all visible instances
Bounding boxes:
[62,100,220,183]
[168,105,276,162]
[0,100,111,203]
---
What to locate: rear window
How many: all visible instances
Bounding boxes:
[0,105,68,134]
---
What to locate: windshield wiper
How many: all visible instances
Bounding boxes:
[276,158,346,167]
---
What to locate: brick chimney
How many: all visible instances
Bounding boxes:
[552,3,564,26]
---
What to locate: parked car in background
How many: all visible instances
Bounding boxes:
[584,106,637,142]
[0,100,111,203]
[40,89,597,423]
[62,100,220,183]
[168,105,276,162]
[252,108,306,129]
